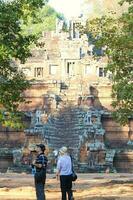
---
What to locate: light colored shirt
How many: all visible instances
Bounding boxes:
[57,155,72,175]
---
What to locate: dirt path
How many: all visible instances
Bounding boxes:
[0,173,133,200]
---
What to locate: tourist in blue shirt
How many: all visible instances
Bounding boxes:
[32,144,48,200]
[56,146,74,200]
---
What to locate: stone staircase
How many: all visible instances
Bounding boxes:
[43,107,86,156]
[60,78,82,104]
[41,106,87,171]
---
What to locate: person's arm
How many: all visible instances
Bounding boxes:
[43,155,48,167]
[56,169,60,180]
[32,154,45,168]
[32,160,42,168]
[56,159,61,180]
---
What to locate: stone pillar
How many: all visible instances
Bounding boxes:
[12,149,23,166]
[69,20,80,40]
[43,94,57,113]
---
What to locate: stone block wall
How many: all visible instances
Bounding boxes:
[114,151,133,172]
[102,118,130,148]
[0,131,25,148]
[0,131,24,172]
[0,155,13,173]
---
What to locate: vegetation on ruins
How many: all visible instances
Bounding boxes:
[84,0,133,125]
[0,0,49,128]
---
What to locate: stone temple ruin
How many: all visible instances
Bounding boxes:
[0,17,133,173]
[22,89,132,173]
[0,85,133,173]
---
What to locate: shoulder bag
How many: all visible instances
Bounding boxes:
[70,156,77,182]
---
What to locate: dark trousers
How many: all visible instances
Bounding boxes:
[35,181,45,200]
[60,175,73,200]
[34,169,46,200]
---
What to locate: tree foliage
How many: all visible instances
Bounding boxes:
[83,0,128,18]
[85,0,133,124]
[22,5,65,36]
[0,0,48,128]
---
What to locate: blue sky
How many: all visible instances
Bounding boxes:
[48,0,82,19]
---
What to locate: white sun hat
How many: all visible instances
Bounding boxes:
[59,146,68,155]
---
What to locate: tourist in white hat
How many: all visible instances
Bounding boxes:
[56,146,74,200]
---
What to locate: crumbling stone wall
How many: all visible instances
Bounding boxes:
[21,91,133,173]
[0,105,133,173]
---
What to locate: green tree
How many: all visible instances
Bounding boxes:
[82,0,128,18]
[0,0,48,128]
[22,5,65,36]
[85,0,133,124]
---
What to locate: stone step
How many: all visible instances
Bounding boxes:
[48,144,79,149]
[48,142,79,146]
[45,135,81,140]
[45,131,79,136]
[45,127,83,132]
[45,135,80,141]
[45,140,80,145]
